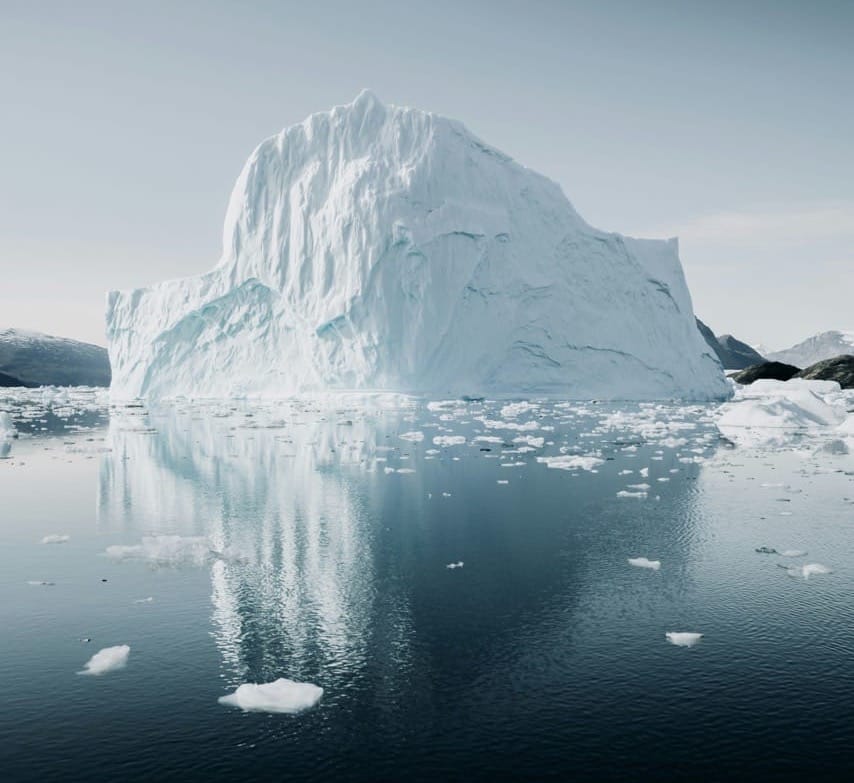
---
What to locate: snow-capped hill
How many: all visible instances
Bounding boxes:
[0,328,111,387]
[768,331,854,368]
[107,91,728,400]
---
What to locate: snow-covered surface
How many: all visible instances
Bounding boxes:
[218,678,323,713]
[107,91,727,401]
[768,330,854,367]
[716,378,854,448]
[78,645,130,675]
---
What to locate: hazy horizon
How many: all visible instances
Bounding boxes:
[1,0,852,350]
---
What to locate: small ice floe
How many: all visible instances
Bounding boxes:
[41,534,70,545]
[399,431,424,442]
[782,563,832,580]
[446,561,464,569]
[442,492,452,497]
[666,632,703,648]
[27,580,55,586]
[617,490,647,499]
[433,435,466,447]
[395,468,416,474]
[513,435,544,449]
[628,557,660,571]
[639,467,649,477]
[536,455,603,472]
[626,483,651,490]
[496,479,509,484]
[78,644,130,676]
[779,549,807,558]
[218,678,323,714]
[133,596,154,604]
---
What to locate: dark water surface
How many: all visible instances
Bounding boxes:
[1,392,853,782]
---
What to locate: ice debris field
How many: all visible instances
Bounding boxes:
[3,375,852,714]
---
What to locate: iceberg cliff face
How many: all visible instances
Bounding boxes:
[107,91,728,400]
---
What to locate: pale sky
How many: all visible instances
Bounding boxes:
[1,0,852,350]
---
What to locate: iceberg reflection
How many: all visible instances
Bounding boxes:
[98,397,417,686]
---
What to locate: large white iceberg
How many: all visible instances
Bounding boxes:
[107,91,727,400]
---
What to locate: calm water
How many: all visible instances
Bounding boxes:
[1,392,853,782]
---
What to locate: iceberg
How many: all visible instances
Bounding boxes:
[107,91,728,401]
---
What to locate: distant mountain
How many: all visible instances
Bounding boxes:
[768,331,854,368]
[0,329,111,387]
[695,318,766,370]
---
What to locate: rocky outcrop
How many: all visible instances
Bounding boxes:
[795,355,854,389]
[731,361,801,385]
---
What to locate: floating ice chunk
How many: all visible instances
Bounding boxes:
[628,557,660,570]
[536,455,604,472]
[779,550,807,558]
[513,435,544,449]
[639,467,649,477]
[134,596,154,603]
[78,645,130,675]
[617,490,647,498]
[41,534,70,544]
[446,561,464,569]
[399,431,424,442]
[496,479,509,484]
[500,402,539,418]
[717,380,848,447]
[626,483,651,490]
[27,580,55,586]
[218,678,323,713]
[433,435,466,447]
[784,563,832,579]
[666,632,702,647]
[480,419,539,432]
[395,468,416,474]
